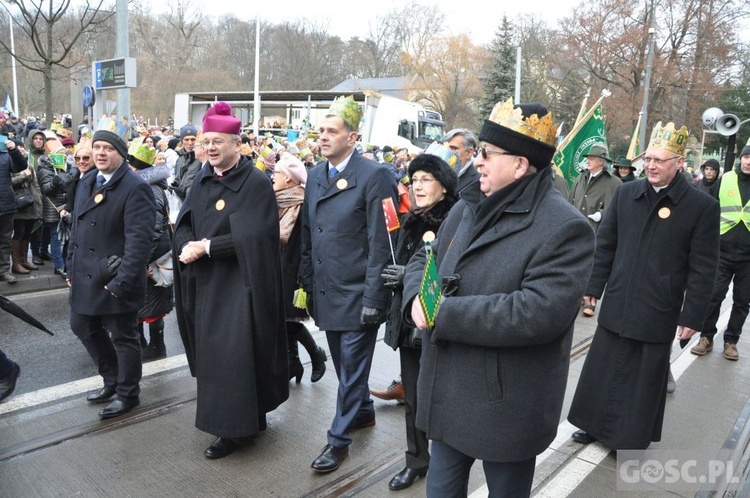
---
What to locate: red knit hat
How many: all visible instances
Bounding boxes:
[202,102,241,135]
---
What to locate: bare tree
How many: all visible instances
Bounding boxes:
[0,0,113,120]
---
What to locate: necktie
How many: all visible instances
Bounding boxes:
[329,166,339,178]
[96,174,105,189]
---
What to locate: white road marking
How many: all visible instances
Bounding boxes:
[470,308,731,498]
[0,355,188,415]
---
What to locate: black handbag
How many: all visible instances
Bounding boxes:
[14,192,33,210]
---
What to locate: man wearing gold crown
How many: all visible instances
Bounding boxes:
[299,95,397,473]
[401,99,594,496]
[568,122,720,450]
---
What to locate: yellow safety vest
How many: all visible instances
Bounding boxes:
[718,171,750,235]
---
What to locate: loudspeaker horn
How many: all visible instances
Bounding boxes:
[702,107,724,128]
[716,113,740,136]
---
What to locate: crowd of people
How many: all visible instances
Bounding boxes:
[0,95,747,497]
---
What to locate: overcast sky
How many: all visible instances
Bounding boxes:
[157,0,579,45]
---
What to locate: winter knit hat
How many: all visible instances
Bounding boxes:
[180,124,198,140]
[276,152,308,186]
[92,130,128,159]
[741,145,750,158]
[701,158,720,172]
[408,152,458,201]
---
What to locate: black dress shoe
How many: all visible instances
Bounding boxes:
[389,467,427,490]
[348,413,376,433]
[98,398,139,419]
[39,252,52,261]
[572,430,597,444]
[204,437,239,459]
[0,363,20,403]
[311,444,348,473]
[86,386,117,404]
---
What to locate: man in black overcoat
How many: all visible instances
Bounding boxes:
[67,130,156,419]
[173,103,288,459]
[299,95,397,473]
[568,122,720,449]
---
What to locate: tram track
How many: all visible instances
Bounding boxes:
[0,334,596,495]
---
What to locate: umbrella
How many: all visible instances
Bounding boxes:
[0,294,54,335]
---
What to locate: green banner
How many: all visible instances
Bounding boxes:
[419,244,442,329]
[50,153,66,169]
[553,104,607,186]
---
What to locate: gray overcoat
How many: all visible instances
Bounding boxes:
[402,169,594,462]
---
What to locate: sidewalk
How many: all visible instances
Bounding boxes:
[0,254,68,296]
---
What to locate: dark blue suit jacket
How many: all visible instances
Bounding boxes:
[68,162,156,315]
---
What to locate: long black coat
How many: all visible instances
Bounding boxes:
[402,169,594,462]
[279,201,307,320]
[67,163,156,315]
[384,198,454,350]
[0,148,28,215]
[36,155,71,223]
[299,150,397,330]
[173,156,288,438]
[134,165,173,320]
[586,174,720,342]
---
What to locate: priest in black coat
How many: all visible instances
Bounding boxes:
[173,102,288,459]
[568,122,720,449]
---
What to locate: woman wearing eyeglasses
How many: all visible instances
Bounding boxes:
[378,150,458,491]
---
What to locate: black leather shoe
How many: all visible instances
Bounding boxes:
[98,398,139,419]
[31,255,44,266]
[0,363,20,403]
[348,413,376,433]
[39,252,52,261]
[572,430,597,444]
[204,437,239,459]
[311,444,348,473]
[389,466,427,490]
[86,386,117,404]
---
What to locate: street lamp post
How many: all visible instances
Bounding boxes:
[2,3,19,116]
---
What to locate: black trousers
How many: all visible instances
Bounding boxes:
[701,257,750,344]
[400,345,429,470]
[70,310,142,399]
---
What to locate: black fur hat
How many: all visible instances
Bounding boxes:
[408,153,458,201]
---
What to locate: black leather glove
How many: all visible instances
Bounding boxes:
[106,255,122,277]
[381,264,405,289]
[51,174,64,188]
[306,291,314,318]
[360,306,386,329]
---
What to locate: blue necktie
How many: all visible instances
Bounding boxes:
[96,174,105,188]
[329,166,338,178]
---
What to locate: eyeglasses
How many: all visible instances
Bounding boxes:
[200,138,227,147]
[643,155,680,166]
[475,146,515,160]
[75,155,91,162]
[410,176,437,186]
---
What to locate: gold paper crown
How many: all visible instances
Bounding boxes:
[488,98,557,147]
[127,141,156,165]
[648,121,689,156]
[328,95,362,130]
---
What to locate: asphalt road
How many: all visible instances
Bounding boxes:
[1,288,186,396]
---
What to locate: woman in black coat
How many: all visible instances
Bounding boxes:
[379,151,458,491]
[272,152,327,383]
[129,146,174,361]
